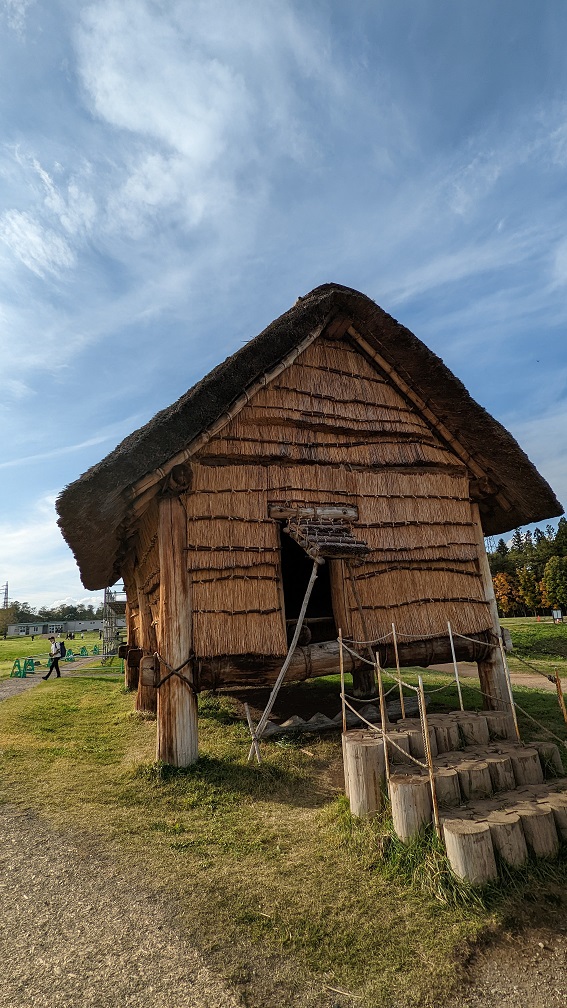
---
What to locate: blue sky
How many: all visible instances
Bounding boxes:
[1,0,566,610]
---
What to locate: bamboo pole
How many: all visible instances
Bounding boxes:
[391,622,405,719]
[376,656,391,789]
[247,557,322,761]
[447,620,464,711]
[418,675,441,839]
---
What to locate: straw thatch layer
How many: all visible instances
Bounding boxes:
[56,283,562,590]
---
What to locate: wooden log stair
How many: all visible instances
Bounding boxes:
[343,710,567,886]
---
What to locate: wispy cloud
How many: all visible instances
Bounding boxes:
[0,494,103,609]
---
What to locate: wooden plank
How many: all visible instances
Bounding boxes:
[268,504,358,520]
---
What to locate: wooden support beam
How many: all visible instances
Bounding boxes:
[156,496,198,767]
[135,576,158,715]
[471,502,512,712]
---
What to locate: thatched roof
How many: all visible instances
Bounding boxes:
[57,283,563,589]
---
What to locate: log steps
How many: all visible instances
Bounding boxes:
[342,711,567,885]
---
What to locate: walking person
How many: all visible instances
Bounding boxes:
[43,636,62,679]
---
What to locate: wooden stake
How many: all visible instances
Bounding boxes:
[244,703,262,764]
[339,628,346,734]
[376,657,391,788]
[555,671,567,727]
[418,675,441,839]
[391,623,405,719]
[499,635,521,743]
[447,620,464,711]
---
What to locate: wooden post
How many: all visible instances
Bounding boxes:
[508,748,544,786]
[418,675,441,838]
[391,623,405,719]
[346,562,376,697]
[390,775,432,841]
[376,659,391,787]
[470,502,512,712]
[443,820,498,885]
[156,496,198,767]
[339,628,346,734]
[555,671,567,726]
[135,579,158,715]
[343,736,385,818]
[486,811,528,867]
[447,621,464,711]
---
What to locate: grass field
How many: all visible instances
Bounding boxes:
[1,627,567,1007]
[0,631,113,679]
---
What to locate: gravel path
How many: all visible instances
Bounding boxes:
[0,675,44,702]
[0,806,240,1008]
[448,916,567,1008]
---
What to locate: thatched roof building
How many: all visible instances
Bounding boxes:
[56,283,562,764]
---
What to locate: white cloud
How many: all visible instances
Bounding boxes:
[507,404,567,515]
[0,209,75,276]
[0,494,102,610]
[1,0,34,34]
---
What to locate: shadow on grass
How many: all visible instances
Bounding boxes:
[136,751,334,809]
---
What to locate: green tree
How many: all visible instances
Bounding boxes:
[516,566,541,613]
[0,604,16,637]
[555,517,567,556]
[541,556,567,609]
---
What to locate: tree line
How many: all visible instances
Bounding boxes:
[488,517,567,615]
[0,599,104,635]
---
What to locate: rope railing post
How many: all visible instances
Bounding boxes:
[555,670,567,727]
[418,674,441,840]
[447,620,464,711]
[339,628,346,734]
[376,654,391,788]
[391,622,405,719]
[498,634,521,742]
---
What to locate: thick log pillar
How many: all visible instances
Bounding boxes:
[471,503,512,712]
[135,578,158,715]
[156,496,198,767]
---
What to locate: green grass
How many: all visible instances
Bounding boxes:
[2,663,567,1007]
[501,617,567,661]
[0,632,111,679]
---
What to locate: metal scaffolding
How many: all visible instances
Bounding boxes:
[102,583,127,656]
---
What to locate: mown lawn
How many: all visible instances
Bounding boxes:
[2,666,567,1007]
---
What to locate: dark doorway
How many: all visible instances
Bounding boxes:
[279,529,337,645]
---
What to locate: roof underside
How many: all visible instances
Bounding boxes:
[56,283,563,589]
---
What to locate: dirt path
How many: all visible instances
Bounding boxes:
[447,903,567,1008]
[0,806,240,1008]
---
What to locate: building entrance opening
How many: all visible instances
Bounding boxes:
[279,529,337,645]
